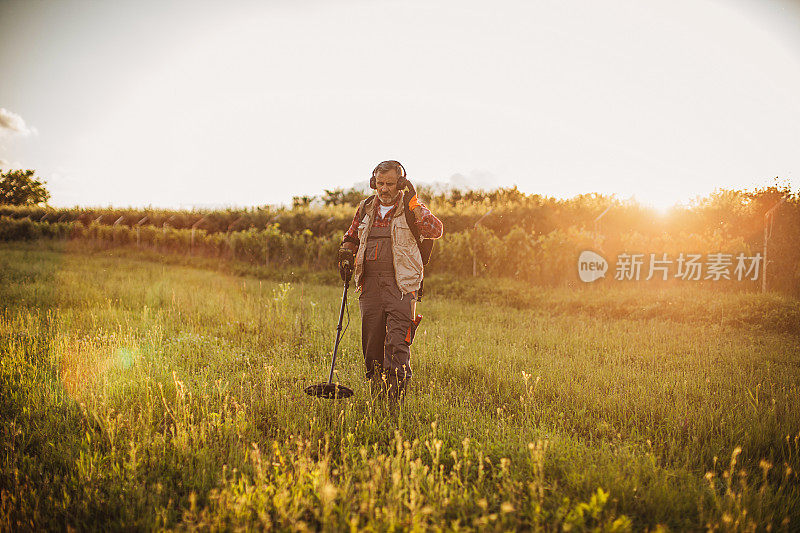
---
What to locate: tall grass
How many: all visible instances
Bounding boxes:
[1,241,798,530]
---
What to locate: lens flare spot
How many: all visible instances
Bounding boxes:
[114,347,136,370]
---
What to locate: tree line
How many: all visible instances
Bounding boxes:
[2,169,798,295]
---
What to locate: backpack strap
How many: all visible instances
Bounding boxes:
[403,193,434,267]
[403,196,423,244]
[403,193,429,301]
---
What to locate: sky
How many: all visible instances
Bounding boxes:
[1,0,799,210]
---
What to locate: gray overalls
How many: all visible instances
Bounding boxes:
[359,222,415,386]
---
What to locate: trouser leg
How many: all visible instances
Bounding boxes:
[359,276,386,380]
[383,286,414,384]
[380,277,414,411]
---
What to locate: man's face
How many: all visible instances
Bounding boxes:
[375,170,400,205]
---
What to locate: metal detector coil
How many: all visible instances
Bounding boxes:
[305,266,354,400]
[304,382,353,399]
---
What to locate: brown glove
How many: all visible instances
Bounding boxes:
[338,242,357,281]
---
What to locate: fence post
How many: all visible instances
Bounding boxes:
[265,217,279,266]
[264,222,272,267]
[472,209,493,276]
[191,216,207,256]
[762,197,786,293]
[135,216,148,247]
[162,215,176,253]
[163,215,176,235]
[594,206,611,251]
[113,216,124,244]
[226,217,243,260]
[93,215,103,246]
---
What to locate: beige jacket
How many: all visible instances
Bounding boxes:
[353,191,423,295]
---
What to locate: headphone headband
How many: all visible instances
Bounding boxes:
[372,160,406,179]
[370,160,408,190]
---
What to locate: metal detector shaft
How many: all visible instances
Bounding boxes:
[327,272,350,385]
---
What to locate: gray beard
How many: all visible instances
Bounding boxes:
[378,192,400,205]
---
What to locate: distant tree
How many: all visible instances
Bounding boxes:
[292,195,314,209]
[321,187,365,207]
[0,169,50,206]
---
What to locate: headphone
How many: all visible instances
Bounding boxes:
[370,160,408,190]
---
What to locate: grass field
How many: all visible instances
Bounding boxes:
[2,240,799,531]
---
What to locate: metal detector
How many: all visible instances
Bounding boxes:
[304,263,354,400]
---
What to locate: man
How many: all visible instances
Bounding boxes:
[338,160,443,407]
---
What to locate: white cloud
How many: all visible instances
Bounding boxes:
[446,171,499,191]
[408,171,502,196]
[0,108,35,136]
[0,159,24,170]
